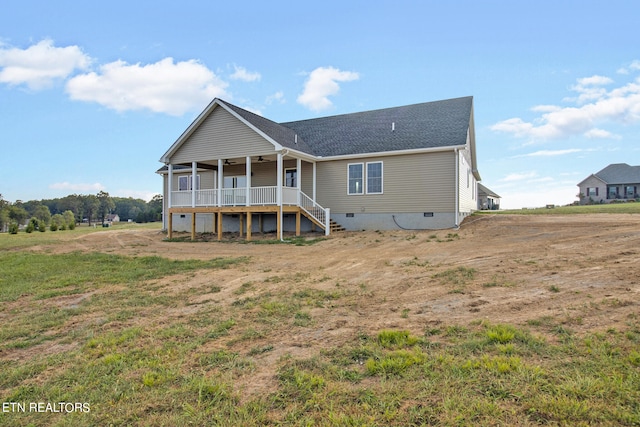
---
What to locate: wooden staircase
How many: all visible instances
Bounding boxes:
[329,219,345,233]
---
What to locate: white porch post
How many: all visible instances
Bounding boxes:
[312,161,317,201]
[277,152,283,206]
[167,164,173,209]
[191,161,197,208]
[325,208,330,236]
[246,156,251,206]
[217,158,223,207]
[277,152,283,240]
[296,157,302,205]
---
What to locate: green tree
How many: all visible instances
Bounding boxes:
[82,195,100,226]
[0,194,8,232]
[50,214,64,231]
[8,205,29,226]
[33,204,52,225]
[63,210,76,230]
[26,218,37,233]
[97,191,115,223]
[59,194,83,222]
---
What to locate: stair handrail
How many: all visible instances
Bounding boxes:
[299,191,330,235]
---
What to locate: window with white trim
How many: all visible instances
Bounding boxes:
[348,162,383,195]
[366,162,383,194]
[178,175,200,191]
[348,163,364,195]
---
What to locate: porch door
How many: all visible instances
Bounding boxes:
[285,169,297,188]
[223,176,247,205]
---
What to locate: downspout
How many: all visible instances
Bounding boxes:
[167,163,173,231]
[454,148,459,228]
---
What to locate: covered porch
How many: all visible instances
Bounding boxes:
[163,151,330,240]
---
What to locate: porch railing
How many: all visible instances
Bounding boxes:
[170,187,330,234]
[299,191,327,230]
[251,186,277,205]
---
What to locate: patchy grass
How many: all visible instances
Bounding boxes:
[0,251,249,302]
[0,222,161,250]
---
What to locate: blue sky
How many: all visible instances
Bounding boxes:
[1,0,639,208]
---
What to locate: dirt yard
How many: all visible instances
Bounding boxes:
[21,213,640,396]
[60,214,640,333]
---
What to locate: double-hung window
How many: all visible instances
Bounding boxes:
[348,163,364,195]
[178,175,200,191]
[348,161,383,195]
[366,162,383,194]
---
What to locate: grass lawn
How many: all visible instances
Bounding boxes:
[476,202,640,215]
[0,222,639,426]
[0,221,162,251]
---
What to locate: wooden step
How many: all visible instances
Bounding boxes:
[329,219,345,233]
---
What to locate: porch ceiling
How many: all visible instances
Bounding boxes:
[171,153,307,168]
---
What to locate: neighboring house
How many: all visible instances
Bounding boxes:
[105,214,120,223]
[478,183,500,210]
[578,163,640,204]
[157,96,481,240]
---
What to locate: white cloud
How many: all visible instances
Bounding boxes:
[50,182,105,192]
[576,75,613,86]
[491,70,640,141]
[617,60,640,75]
[265,91,285,105]
[297,66,359,111]
[0,39,91,90]
[114,189,158,202]
[515,148,584,158]
[531,105,561,113]
[500,171,538,182]
[66,57,228,115]
[567,75,613,104]
[584,128,618,139]
[229,65,261,82]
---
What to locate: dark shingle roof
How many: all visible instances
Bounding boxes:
[594,163,640,184]
[221,101,316,154]
[220,96,472,157]
[478,183,500,198]
[280,96,473,157]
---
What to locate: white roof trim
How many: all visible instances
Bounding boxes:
[159,98,283,164]
[315,145,466,161]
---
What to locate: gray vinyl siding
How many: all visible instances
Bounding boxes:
[170,105,276,164]
[301,161,313,196]
[316,151,455,214]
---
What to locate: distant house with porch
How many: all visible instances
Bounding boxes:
[578,163,640,204]
[478,183,500,210]
[157,96,481,239]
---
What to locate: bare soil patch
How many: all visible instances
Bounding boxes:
[46,213,640,335]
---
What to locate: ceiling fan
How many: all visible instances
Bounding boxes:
[224,159,236,165]
[256,156,270,162]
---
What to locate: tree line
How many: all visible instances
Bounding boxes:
[0,192,162,233]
